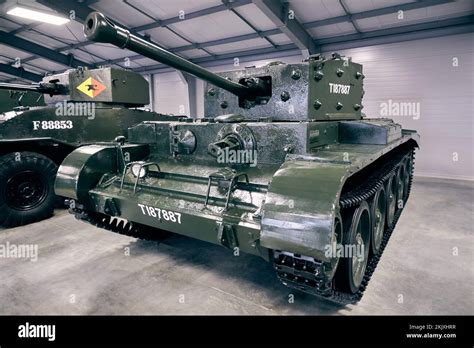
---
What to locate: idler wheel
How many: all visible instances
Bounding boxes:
[336,200,371,294]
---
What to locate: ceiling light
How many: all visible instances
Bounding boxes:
[7,5,70,25]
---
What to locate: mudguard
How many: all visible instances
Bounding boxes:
[55,143,148,202]
[261,159,348,262]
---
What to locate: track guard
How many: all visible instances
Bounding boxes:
[260,159,348,262]
[54,143,149,203]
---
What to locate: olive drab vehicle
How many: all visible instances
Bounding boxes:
[0,87,45,114]
[56,12,419,304]
[0,67,182,227]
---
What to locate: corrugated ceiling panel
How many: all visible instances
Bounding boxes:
[27,58,66,72]
[128,0,222,19]
[16,31,65,49]
[142,27,190,48]
[344,0,414,14]
[91,0,152,27]
[426,0,474,17]
[309,22,357,39]
[179,49,210,59]
[167,11,254,43]
[33,20,85,43]
[84,43,132,60]
[61,49,101,66]
[132,57,161,66]
[290,0,346,23]
[267,33,293,45]
[206,38,271,54]
[0,44,31,59]
[233,4,278,31]
[0,17,22,31]
[356,1,474,32]
[21,63,49,75]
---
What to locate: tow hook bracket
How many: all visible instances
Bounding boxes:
[216,222,238,249]
[104,198,120,216]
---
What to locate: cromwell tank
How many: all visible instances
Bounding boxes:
[0,67,182,227]
[56,12,419,304]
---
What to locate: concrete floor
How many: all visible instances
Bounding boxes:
[0,177,472,315]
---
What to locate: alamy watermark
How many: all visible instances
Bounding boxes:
[380,99,420,120]
[324,242,365,262]
[18,322,55,341]
[55,100,96,120]
[0,241,38,262]
[217,148,258,167]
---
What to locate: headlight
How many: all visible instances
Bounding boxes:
[131,162,147,178]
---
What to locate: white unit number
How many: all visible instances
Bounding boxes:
[138,203,182,224]
[33,120,73,130]
[329,83,351,95]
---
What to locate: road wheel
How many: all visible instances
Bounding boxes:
[0,152,58,227]
[324,213,343,280]
[395,164,405,210]
[336,200,371,294]
[370,185,386,255]
[385,174,396,227]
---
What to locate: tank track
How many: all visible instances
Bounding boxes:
[273,146,416,305]
[71,209,170,241]
[71,146,415,305]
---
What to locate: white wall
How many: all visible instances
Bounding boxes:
[151,72,189,116]
[150,33,474,180]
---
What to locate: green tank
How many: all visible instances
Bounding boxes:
[0,66,183,227]
[55,12,419,304]
[0,86,45,114]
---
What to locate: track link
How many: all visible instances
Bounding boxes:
[273,147,416,305]
[71,210,170,241]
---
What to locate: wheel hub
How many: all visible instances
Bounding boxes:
[4,171,48,210]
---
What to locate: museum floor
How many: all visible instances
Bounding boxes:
[0,176,472,315]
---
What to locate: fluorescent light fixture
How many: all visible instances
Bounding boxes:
[7,5,70,25]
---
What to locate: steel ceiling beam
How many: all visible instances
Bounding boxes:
[0,63,43,82]
[134,15,474,74]
[132,0,252,32]
[37,0,251,51]
[0,30,92,68]
[339,0,361,33]
[27,0,454,70]
[303,0,455,29]
[1,0,461,75]
[94,0,455,67]
[252,0,319,56]
[317,15,474,45]
[134,43,296,73]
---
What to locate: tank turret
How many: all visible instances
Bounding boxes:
[84,11,363,121]
[0,67,149,107]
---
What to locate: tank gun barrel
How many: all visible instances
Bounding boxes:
[0,82,66,95]
[84,11,265,100]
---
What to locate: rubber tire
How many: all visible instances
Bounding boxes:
[336,200,371,294]
[370,185,386,255]
[0,152,58,227]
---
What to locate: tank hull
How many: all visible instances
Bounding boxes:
[56,119,418,267]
